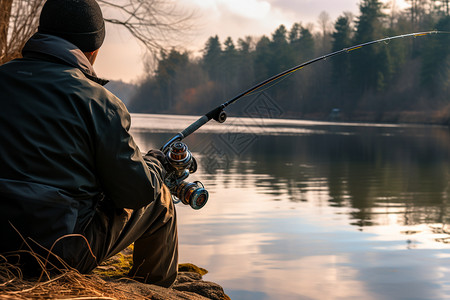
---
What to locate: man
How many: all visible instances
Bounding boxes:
[0,0,178,287]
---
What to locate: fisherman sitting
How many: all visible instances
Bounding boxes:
[0,0,178,287]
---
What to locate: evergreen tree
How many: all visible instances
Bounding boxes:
[351,0,386,94]
[155,49,189,109]
[289,24,315,63]
[420,16,450,96]
[331,15,353,107]
[289,23,302,43]
[203,35,223,81]
[254,35,271,81]
[222,37,240,93]
[223,37,237,57]
[298,27,315,60]
[236,36,255,91]
[289,23,304,64]
[269,25,291,74]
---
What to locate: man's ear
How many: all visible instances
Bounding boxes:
[83,49,99,65]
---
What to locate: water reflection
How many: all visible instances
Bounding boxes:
[131,114,450,300]
[198,124,450,228]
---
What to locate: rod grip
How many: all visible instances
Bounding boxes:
[180,115,209,138]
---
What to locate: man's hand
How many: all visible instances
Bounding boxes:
[145,149,166,166]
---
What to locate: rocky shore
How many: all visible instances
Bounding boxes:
[96,248,230,300]
[104,265,230,300]
[0,248,230,300]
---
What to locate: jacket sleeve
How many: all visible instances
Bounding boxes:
[92,95,166,209]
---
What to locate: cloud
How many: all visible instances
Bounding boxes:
[217,0,272,19]
[187,0,272,19]
[269,0,360,22]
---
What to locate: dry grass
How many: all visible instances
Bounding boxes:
[1,266,119,299]
[0,230,152,300]
[0,229,215,300]
[0,247,158,300]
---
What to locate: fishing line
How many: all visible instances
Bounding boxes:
[245,71,298,98]
[161,30,449,150]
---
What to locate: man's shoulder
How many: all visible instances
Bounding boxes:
[77,72,125,109]
[69,71,130,122]
[0,57,128,119]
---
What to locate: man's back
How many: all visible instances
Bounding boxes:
[0,54,99,194]
[0,0,178,286]
[0,36,108,249]
[0,34,160,252]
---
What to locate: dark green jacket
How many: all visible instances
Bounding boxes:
[0,33,165,251]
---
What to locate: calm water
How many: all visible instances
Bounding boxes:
[130,113,450,300]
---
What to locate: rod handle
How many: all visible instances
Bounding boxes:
[180,115,209,139]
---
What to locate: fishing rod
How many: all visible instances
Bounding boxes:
[159,30,448,210]
[161,30,446,150]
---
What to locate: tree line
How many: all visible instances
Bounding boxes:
[129,0,449,124]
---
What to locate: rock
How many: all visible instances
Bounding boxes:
[112,280,212,300]
[108,271,230,300]
[98,268,229,300]
[176,271,203,283]
[173,272,231,300]
[95,250,230,300]
[178,263,208,276]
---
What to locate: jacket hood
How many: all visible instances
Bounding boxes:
[22,33,108,86]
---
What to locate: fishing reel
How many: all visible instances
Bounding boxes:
[163,141,208,210]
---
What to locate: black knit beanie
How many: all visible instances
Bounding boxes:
[38,0,105,52]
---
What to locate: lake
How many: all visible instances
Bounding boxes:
[130,113,450,300]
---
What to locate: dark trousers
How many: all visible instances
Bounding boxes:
[59,185,178,287]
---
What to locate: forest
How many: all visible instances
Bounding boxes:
[128,0,450,125]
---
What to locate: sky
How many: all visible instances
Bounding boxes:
[94,0,409,83]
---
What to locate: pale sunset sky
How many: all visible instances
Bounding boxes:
[95,0,409,83]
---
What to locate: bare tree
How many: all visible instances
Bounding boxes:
[317,11,332,50]
[0,0,44,64]
[0,0,195,64]
[317,11,331,37]
[0,1,13,62]
[432,0,450,15]
[98,0,195,59]
[405,0,431,29]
